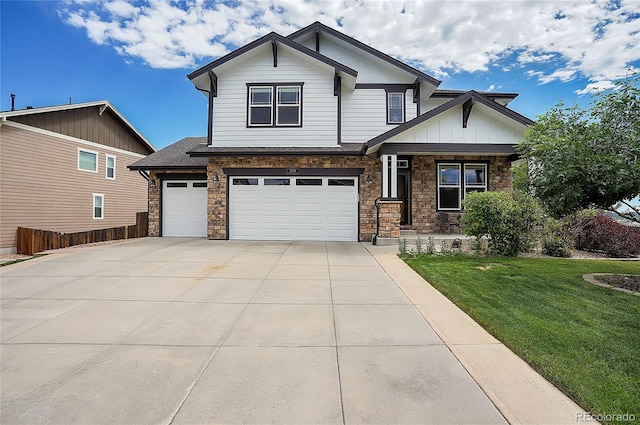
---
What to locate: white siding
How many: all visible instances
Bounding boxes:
[420,98,452,113]
[342,89,417,142]
[213,49,338,147]
[386,106,525,144]
[304,36,413,84]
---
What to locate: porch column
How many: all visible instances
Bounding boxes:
[381,154,398,199]
[390,154,398,198]
[382,154,389,198]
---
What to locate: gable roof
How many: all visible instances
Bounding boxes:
[128,137,208,170]
[188,31,358,92]
[0,100,155,153]
[365,90,535,153]
[287,21,441,88]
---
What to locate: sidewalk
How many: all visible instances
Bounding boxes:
[367,243,590,425]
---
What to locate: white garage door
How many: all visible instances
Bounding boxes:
[162,180,207,237]
[229,176,358,241]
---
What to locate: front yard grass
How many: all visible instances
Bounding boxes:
[403,255,640,425]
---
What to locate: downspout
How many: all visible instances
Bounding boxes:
[138,170,150,181]
[366,152,384,245]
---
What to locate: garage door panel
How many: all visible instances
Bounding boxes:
[162,181,207,237]
[229,176,358,241]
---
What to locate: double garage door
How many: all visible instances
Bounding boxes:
[162,176,359,241]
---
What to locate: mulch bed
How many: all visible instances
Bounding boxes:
[594,274,640,293]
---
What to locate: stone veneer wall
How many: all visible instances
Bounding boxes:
[376,201,402,238]
[207,156,380,241]
[147,169,207,237]
[411,156,513,234]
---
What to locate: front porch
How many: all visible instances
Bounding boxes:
[372,153,513,245]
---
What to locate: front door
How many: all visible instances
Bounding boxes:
[397,172,410,225]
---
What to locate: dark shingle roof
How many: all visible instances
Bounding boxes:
[128,137,208,170]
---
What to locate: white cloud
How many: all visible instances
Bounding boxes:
[58,0,640,92]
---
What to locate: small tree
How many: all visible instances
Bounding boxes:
[518,74,640,222]
[462,191,542,256]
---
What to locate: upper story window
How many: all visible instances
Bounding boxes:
[106,155,116,180]
[78,149,98,173]
[248,83,302,127]
[387,92,405,124]
[437,163,487,210]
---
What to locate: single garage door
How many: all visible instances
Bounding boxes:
[229,176,358,241]
[162,180,207,237]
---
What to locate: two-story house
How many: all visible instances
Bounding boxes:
[0,100,155,252]
[130,22,533,243]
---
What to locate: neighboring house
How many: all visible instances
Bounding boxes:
[130,22,533,243]
[0,100,155,252]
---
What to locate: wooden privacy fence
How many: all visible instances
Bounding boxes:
[16,212,148,255]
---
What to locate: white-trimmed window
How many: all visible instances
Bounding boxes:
[438,163,487,210]
[78,149,98,172]
[248,83,302,127]
[464,164,487,196]
[276,86,301,126]
[438,164,461,210]
[106,155,116,180]
[93,194,104,219]
[387,92,405,124]
[248,86,273,126]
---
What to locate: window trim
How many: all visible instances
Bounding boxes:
[385,90,406,125]
[78,148,98,173]
[248,85,273,127]
[247,83,303,128]
[436,161,489,211]
[106,155,116,180]
[93,193,104,220]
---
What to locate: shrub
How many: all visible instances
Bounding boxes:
[540,217,573,257]
[462,191,542,256]
[572,213,640,258]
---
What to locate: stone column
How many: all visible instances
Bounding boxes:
[376,200,402,239]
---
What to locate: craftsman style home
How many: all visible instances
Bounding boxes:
[0,100,155,252]
[130,22,533,243]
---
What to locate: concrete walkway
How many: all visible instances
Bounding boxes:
[1,238,585,424]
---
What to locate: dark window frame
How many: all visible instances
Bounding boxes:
[436,161,489,211]
[246,83,304,128]
[385,89,406,125]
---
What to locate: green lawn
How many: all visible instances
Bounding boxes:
[403,255,640,425]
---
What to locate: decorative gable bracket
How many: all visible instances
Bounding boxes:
[271,40,278,67]
[462,98,474,128]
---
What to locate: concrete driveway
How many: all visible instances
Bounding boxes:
[1,238,582,424]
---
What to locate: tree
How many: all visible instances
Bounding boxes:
[517,74,640,222]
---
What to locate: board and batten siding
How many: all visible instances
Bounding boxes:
[0,124,148,251]
[384,105,524,144]
[213,49,338,147]
[8,107,152,155]
[342,89,416,143]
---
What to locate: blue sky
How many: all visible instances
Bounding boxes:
[2,0,639,150]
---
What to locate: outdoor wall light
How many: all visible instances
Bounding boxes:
[213,173,220,182]
[366,174,373,185]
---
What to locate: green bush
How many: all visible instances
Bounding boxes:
[541,217,573,257]
[462,191,542,256]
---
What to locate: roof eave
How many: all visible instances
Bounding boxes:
[187,32,357,90]
[288,21,441,88]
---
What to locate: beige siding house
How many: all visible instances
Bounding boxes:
[0,101,155,252]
